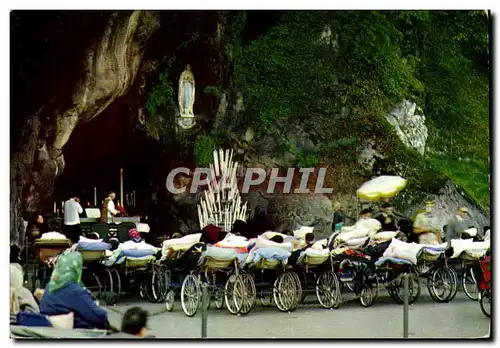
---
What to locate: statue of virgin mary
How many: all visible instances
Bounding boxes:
[178,65,195,118]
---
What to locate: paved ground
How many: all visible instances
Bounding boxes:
[103,290,490,339]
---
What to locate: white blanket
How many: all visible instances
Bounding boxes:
[120,240,158,252]
[40,232,67,240]
[336,228,371,243]
[79,236,104,243]
[216,233,250,248]
[382,238,424,264]
[162,233,201,253]
[252,236,292,252]
[355,218,382,234]
[293,226,314,239]
[311,239,328,250]
[449,239,490,259]
[261,231,288,240]
[372,231,398,242]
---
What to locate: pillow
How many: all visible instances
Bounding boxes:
[463,228,477,237]
[48,312,74,330]
[253,236,292,251]
[293,226,314,239]
[261,231,287,240]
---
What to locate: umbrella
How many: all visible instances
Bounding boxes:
[356,175,407,201]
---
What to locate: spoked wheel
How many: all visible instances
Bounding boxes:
[462,266,479,301]
[102,268,118,306]
[165,289,175,312]
[427,266,457,303]
[316,270,341,309]
[360,287,375,307]
[181,274,201,317]
[479,289,491,318]
[236,273,256,315]
[290,272,304,307]
[224,273,241,315]
[111,268,121,304]
[214,288,224,309]
[151,268,166,303]
[393,272,421,305]
[274,272,297,312]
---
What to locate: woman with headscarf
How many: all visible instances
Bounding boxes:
[10,263,40,314]
[39,251,108,329]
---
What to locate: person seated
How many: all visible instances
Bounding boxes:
[39,251,108,330]
[200,224,226,245]
[374,203,398,231]
[10,244,22,265]
[231,220,248,237]
[10,263,40,314]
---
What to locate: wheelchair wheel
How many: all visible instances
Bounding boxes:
[165,290,175,312]
[479,289,491,318]
[428,266,457,303]
[462,266,479,301]
[238,272,256,315]
[151,268,165,303]
[393,272,421,305]
[290,272,304,307]
[102,268,118,306]
[181,274,201,317]
[316,270,341,309]
[274,272,296,312]
[224,273,241,315]
[360,288,374,307]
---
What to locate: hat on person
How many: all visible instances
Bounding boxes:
[129,228,142,243]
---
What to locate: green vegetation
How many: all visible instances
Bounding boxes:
[194,134,217,166]
[144,11,489,211]
[232,10,489,209]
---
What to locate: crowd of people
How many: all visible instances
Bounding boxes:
[10,194,488,337]
[10,245,151,338]
[330,199,488,246]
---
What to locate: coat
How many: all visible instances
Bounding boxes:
[40,282,108,329]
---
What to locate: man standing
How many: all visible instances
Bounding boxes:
[332,201,345,232]
[413,200,442,244]
[445,207,470,246]
[64,196,83,243]
[101,191,120,224]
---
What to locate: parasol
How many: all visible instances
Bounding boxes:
[356,175,407,202]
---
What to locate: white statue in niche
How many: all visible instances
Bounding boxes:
[178,64,195,119]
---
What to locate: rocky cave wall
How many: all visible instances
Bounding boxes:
[10,11,160,244]
[10,11,490,243]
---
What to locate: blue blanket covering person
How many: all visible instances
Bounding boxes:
[39,252,108,330]
[77,241,111,251]
[249,247,291,265]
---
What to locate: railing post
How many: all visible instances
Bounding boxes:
[201,284,208,339]
[403,274,409,338]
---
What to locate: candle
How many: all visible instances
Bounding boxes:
[120,168,124,208]
[61,201,65,212]
[54,202,56,214]
[94,187,97,206]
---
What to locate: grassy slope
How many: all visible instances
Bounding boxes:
[427,155,490,213]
